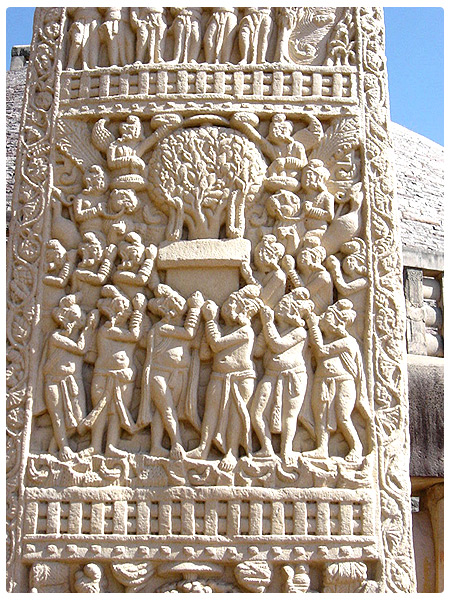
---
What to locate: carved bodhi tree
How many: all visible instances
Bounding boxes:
[147,126,266,241]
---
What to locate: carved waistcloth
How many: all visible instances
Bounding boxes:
[264,367,307,434]
[45,374,82,431]
[92,367,136,433]
[211,368,255,454]
[315,374,354,433]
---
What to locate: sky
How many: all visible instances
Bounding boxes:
[3,5,445,146]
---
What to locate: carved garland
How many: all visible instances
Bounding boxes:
[6,7,65,591]
[358,7,416,593]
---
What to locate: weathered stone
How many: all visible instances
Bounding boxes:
[408,356,444,478]
[6,7,416,593]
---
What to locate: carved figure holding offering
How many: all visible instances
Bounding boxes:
[252,288,314,465]
[40,293,99,460]
[283,237,333,317]
[305,299,372,462]
[204,8,238,64]
[130,8,167,64]
[113,233,159,297]
[301,159,334,238]
[169,8,202,64]
[274,8,299,62]
[266,189,303,255]
[81,286,146,457]
[253,234,286,309]
[43,239,76,310]
[72,165,108,236]
[71,232,117,311]
[103,188,140,244]
[138,286,204,459]
[326,238,368,341]
[239,8,272,64]
[187,286,262,471]
[66,7,101,70]
[99,7,134,67]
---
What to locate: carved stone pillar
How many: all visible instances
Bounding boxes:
[422,483,444,592]
[7,7,416,592]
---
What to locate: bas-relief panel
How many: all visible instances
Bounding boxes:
[6,7,415,593]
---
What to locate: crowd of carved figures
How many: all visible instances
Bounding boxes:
[65,7,338,69]
[36,106,373,472]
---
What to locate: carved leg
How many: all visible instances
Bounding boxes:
[303,383,329,458]
[220,17,238,63]
[151,376,185,459]
[186,378,221,460]
[90,375,108,454]
[204,20,218,64]
[257,20,270,63]
[336,381,363,462]
[251,379,276,457]
[281,380,307,466]
[220,378,253,471]
[150,411,169,457]
[135,27,148,63]
[188,21,201,62]
[44,382,73,458]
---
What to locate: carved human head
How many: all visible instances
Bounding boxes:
[320,299,356,336]
[98,285,131,321]
[275,287,315,326]
[52,293,84,330]
[268,114,294,144]
[266,190,301,220]
[79,232,105,267]
[341,239,367,277]
[118,232,145,269]
[148,284,186,320]
[301,159,330,192]
[84,165,109,194]
[119,115,142,141]
[254,234,285,272]
[45,239,66,270]
[221,285,262,325]
[109,188,138,214]
[83,563,102,581]
[297,237,326,271]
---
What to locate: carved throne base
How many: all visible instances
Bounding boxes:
[158,239,252,304]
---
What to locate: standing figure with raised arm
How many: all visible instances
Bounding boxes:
[130,8,167,64]
[187,285,261,472]
[71,231,117,312]
[305,299,373,462]
[39,293,99,460]
[113,233,159,298]
[253,234,286,309]
[72,165,109,236]
[138,286,204,459]
[81,286,146,457]
[282,237,333,317]
[252,288,314,465]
